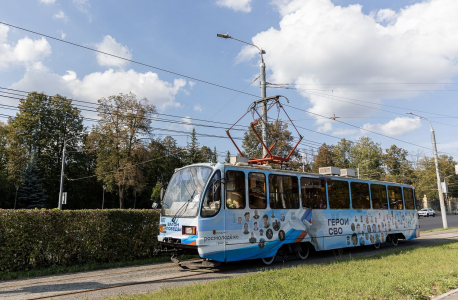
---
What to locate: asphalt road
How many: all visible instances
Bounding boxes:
[1,229,458,300]
[418,213,458,231]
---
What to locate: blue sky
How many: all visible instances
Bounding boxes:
[1,0,457,163]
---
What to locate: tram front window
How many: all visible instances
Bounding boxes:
[161,166,212,217]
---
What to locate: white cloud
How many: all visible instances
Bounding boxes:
[58,30,66,39]
[362,117,421,136]
[0,24,52,69]
[188,81,196,88]
[239,0,458,132]
[216,0,252,13]
[53,10,69,22]
[40,0,56,4]
[9,68,187,110]
[73,0,92,22]
[95,35,132,68]
[193,104,202,112]
[181,116,194,131]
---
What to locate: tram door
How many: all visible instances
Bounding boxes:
[199,170,226,261]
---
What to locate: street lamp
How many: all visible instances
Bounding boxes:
[217,32,268,157]
[14,186,19,209]
[102,185,106,209]
[406,112,448,228]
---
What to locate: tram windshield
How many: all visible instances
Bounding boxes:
[161,166,213,217]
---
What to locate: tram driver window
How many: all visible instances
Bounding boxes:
[226,171,246,209]
[388,186,403,209]
[371,184,388,209]
[201,171,222,218]
[328,180,350,209]
[301,177,326,209]
[249,172,267,209]
[351,182,370,209]
[403,188,415,210]
[269,175,299,209]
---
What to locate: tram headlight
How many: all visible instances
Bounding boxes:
[182,226,196,235]
[159,224,166,233]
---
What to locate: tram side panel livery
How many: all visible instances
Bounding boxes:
[158,163,419,263]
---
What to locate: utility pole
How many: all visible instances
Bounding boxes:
[102,185,106,209]
[407,112,447,228]
[58,141,66,210]
[217,32,268,157]
[14,186,19,209]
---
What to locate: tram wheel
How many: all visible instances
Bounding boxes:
[261,255,276,265]
[373,242,381,249]
[391,235,399,246]
[296,243,310,260]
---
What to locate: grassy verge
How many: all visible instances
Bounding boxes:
[0,255,193,282]
[111,242,458,300]
[423,226,458,233]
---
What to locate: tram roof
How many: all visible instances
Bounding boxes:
[177,163,414,188]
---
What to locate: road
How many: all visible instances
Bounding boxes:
[419,213,458,231]
[1,229,457,300]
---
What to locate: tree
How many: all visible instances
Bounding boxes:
[349,137,384,180]
[332,138,353,169]
[311,143,335,172]
[7,92,85,207]
[88,93,156,208]
[17,155,47,208]
[225,150,231,163]
[383,145,414,184]
[200,146,213,163]
[184,129,203,164]
[212,146,217,163]
[242,121,297,160]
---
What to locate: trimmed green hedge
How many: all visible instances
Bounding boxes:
[0,209,160,273]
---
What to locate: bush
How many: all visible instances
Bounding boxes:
[0,209,160,273]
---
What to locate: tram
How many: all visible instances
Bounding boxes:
[158,161,419,265]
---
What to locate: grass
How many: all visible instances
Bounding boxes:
[0,255,195,282]
[423,226,458,233]
[110,242,458,300]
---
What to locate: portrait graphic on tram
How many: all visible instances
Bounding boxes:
[388,222,391,231]
[360,237,365,246]
[266,229,273,240]
[372,224,376,232]
[259,229,264,236]
[370,235,375,244]
[263,215,270,228]
[365,215,369,224]
[367,225,371,233]
[375,233,380,243]
[363,224,366,232]
[351,223,355,231]
[346,236,351,245]
[354,216,358,222]
[278,230,285,241]
[244,212,250,222]
[281,214,285,222]
[254,222,259,231]
[238,217,242,225]
[381,233,385,242]
[271,211,275,218]
[249,232,256,244]
[365,233,369,240]
[351,233,358,246]
[272,219,281,231]
[357,223,361,234]
[258,238,265,249]
[378,225,381,232]
[360,215,363,223]
[375,217,377,224]
[243,223,249,234]
[253,209,260,219]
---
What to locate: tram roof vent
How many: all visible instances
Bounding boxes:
[319,166,340,176]
[230,156,248,165]
[340,168,356,178]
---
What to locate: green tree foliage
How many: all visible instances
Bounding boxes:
[350,137,384,180]
[383,145,414,184]
[311,143,335,172]
[225,150,231,163]
[17,155,47,208]
[415,155,457,201]
[88,93,156,208]
[332,138,353,169]
[212,146,217,163]
[184,128,203,164]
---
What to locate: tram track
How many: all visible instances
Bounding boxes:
[24,268,219,300]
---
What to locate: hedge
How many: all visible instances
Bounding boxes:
[0,209,160,273]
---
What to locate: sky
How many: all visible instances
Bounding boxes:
[1,0,458,163]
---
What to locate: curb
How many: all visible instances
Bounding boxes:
[434,288,458,300]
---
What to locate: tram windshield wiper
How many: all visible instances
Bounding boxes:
[171,190,195,223]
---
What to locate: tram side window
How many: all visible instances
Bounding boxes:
[371,184,388,209]
[328,180,350,209]
[249,172,267,209]
[388,186,403,209]
[201,171,222,218]
[301,177,327,209]
[403,187,415,210]
[351,182,370,209]
[226,171,246,209]
[269,175,299,209]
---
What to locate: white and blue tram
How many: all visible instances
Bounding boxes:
[158,162,419,264]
